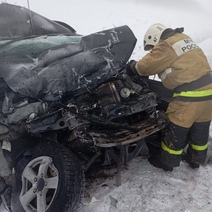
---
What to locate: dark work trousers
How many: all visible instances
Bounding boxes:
[160,121,210,167]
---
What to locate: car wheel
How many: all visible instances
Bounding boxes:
[11,141,84,212]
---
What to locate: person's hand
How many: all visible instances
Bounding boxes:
[125,60,137,76]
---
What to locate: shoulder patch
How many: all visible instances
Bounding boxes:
[172,38,199,56]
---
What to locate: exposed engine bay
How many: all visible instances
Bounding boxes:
[0,3,171,212]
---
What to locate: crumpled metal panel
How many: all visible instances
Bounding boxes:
[0,26,137,101]
[90,111,168,147]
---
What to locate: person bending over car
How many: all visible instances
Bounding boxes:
[126,23,212,171]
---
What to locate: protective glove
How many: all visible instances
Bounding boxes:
[125,60,138,76]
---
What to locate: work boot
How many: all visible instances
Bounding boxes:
[182,153,200,169]
[148,156,173,172]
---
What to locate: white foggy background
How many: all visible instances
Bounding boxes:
[1,1,212,211]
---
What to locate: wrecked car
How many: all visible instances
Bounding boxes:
[0,3,171,212]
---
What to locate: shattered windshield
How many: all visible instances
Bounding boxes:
[0,35,82,58]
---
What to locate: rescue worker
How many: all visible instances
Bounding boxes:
[126,23,212,171]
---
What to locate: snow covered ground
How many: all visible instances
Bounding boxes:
[78,152,212,212]
[3,0,212,211]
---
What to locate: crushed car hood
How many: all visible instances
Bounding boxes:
[0,4,137,101]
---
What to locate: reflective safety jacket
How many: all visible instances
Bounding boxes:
[135,32,212,100]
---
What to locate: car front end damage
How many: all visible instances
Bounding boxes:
[0,3,170,212]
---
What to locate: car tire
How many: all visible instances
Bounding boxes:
[11,141,84,212]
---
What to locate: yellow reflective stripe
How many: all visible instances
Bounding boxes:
[190,143,208,151]
[161,142,183,155]
[173,89,212,98]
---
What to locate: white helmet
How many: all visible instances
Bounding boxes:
[143,23,168,51]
